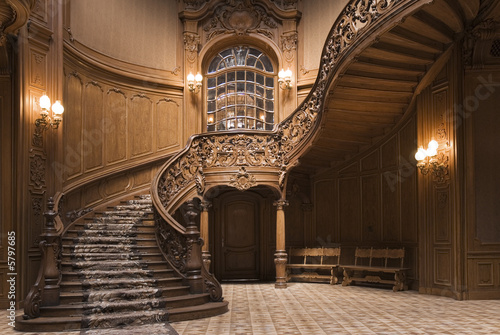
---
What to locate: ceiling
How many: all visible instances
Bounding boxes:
[295,0,498,176]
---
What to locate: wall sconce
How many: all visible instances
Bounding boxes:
[187,73,203,93]
[414,140,448,180]
[278,69,292,90]
[34,94,64,139]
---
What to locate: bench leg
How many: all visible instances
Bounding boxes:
[342,269,353,286]
[393,270,408,292]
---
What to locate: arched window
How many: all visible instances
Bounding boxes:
[206,46,275,132]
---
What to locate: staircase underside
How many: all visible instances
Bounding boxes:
[295,0,469,175]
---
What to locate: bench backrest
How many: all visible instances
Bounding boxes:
[354,247,405,268]
[288,247,341,265]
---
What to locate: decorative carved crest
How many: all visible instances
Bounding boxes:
[184,32,200,63]
[281,31,298,64]
[203,0,278,41]
[230,167,257,191]
[463,19,499,67]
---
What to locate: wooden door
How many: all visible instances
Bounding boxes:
[217,192,260,280]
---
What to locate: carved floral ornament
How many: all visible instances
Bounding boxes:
[203,0,278,41]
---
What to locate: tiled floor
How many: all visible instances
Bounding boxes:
[2,283,500,334]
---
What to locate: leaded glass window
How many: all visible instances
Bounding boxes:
[206,47,275,132]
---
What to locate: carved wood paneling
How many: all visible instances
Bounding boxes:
[105,89,127,165]
[83,82,104,172]
[361,175,381,242]
[381,135,398,169]
[382,169,400,242]
[434,188,451,243]
[156,99,180,151]
[339,177,360,242]
[434,248,452,286]
[360,151,379,172]
[130,95,153,158]
[29,49,46,90]
[64,74,83,180]
[63,65,183,188]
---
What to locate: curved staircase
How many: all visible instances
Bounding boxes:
[15,195,228,332]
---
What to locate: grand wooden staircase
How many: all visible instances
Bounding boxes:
[17,0,480,332]
[16,195,228,332]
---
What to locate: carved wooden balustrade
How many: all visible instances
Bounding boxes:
[23,195,64,319]
[152,0,424,291]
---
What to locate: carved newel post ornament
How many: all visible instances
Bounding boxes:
[183,200,204,294]
[41,197,62,305]
[274,199,289,288]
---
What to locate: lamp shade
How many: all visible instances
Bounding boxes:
[52,101,64,115]
[40,95,51,110]
[428,140,439,150]
[415,147,427,161]
[195,73,203,83]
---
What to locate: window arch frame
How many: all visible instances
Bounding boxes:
[200,41,280,133]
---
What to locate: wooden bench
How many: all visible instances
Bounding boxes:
[341,247,409,291]
[286,247,342,284]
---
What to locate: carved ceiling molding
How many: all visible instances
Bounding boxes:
[464,18,500,68]
[203,0,278,42]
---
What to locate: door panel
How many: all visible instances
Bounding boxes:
[220,193,260,280]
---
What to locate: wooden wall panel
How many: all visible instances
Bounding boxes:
[62,64,183,191]
[434,248,451,286]
[157,99,180,150]
[315,180,335,242]
[105,90,127,164]
[339,177,360,242]
[129,96,153,158]
[434,188,451,243]
[361,175,380,242]
[381,135,398,169]
[382,170,400,242]
[83,83,104,172]
[64,74,83,180]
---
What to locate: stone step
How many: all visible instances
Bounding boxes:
[61,268,175,281]
[62,244,159,253]
[62,236,158,246]
[61,252,163,262]
[59,277,183,292]
[39,293,211,317]
[81,309,169,329]
[168,301,230,322]
[75,223,155,232]
[61,260,171,271]
[64,229,155,238]
[60,286,191,304]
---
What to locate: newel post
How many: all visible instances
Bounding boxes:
[184,200,204,294]
[274,199,289,289]
[200,201,212,271]
[41,197,62,306]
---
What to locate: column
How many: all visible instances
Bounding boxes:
[200,200,212,271]
[274,199,289,289]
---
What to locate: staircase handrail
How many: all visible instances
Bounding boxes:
[151,0,422,296]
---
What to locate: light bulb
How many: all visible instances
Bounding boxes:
[426,147,437,157]
[278,69,285,80]
[414,147,427,161]
[39,94,51,110]
[52,101,64,115]
[285,69,292,79]
[187,73,195,82]
[195,73,203,83]
[428,139,438,151]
